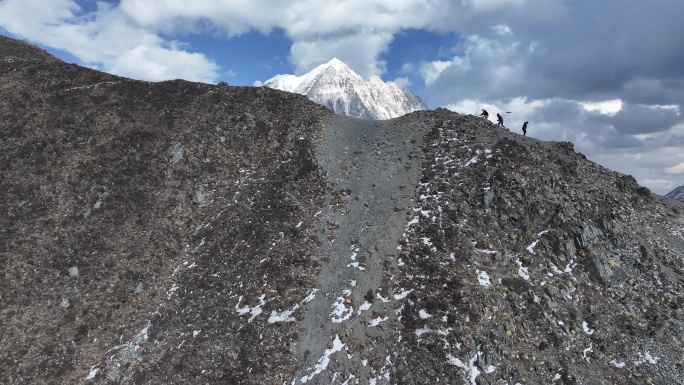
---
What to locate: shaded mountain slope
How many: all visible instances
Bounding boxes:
[1,35,331,384]
[665,185,684,201]
[1,36,683,385]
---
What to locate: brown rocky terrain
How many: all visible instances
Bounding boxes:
[1,35,683,384]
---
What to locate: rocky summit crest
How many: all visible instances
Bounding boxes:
[264,57,428,120]
[2,36,683,384]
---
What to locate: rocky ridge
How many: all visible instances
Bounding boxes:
[387,109,684,384]
[1,36,683,384]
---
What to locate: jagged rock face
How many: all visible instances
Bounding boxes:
[264,58,429,120]
[665,185,684,201]
[390,109,684,384]
[2,36,684,385]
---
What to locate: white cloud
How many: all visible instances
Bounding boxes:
[1,0,478,79]
[492,24,512,36]
[665,162,684,175]
[642,179,676,192]
[447,97,547,138]
[400,62,414,73]
[393,77,411,88]
[283,0,437,37]
[421,59,459,86]
[0,0,80,30]
[463,0,527,13]
[648,104,680,112]
[109,44,218,82]
[0,0,542,80]
[290,30,393,77]
[0,0,220,82]
[419,32,526,94]
[579,99,623,116]
[114,0,449,77]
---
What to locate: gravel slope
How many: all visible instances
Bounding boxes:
[293,113,426,384]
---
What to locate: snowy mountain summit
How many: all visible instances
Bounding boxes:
[264,58,428,120]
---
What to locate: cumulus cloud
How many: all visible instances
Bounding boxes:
[665,163,684,175]
[3,0,555,80]
[393,77,411,88]
[463,0,527,13]
[289,30,393,76]
[113,0,446,77]
[108,44,218,82]
[491,24,512,36]
[579,100,623,116]
[0,0,219,82]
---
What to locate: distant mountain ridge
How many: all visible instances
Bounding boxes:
[264,58,428,120]
[665,185,684,201]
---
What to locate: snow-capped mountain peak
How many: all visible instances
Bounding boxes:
[263,58,428,120]
[326,57,350,70]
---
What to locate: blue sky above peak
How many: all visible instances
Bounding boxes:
[1,0,683,194]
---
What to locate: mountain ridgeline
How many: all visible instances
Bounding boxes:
[264,58,428,120]
[1,35,683,384]
[665,185,684,201]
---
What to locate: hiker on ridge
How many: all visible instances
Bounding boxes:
[479,109,489,119]
[497,113,506,129]
[522,121,528,136]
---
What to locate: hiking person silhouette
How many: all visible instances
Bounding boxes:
[497,113,506,129]
[479,109,489,119]
[522,121,528,136]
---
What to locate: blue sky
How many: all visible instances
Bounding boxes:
[1,0,684,194]
[182,28,293,84]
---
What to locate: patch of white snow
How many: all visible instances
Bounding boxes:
[610,359,626,368]
[330,296,353,323]
[357,301,372,315]
[476,270,491,287]
[369,316,389,327]
[235,294,266,322]
[300,335,345,383]
[394,289,413,300]
[85,366,99,380]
